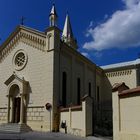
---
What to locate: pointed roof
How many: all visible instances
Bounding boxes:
[62,14,73,38]
[112,82,129,92]
[50,4,57,17]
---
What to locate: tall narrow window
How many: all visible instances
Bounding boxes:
[97,86,100,110]
[89,82,91,97]
[62,72,67,107]
[77,78,81,105]
[48,35,51,50]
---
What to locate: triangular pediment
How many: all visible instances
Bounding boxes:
[0,25,46,62]
[4,73,26,86]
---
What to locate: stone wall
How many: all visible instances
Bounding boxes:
[113,84,140,140]
[0,108,7,122]
[27,106,44,121]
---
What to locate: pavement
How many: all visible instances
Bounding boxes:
[0,131,113,140]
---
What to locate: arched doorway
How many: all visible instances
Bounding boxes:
[9,84,21,123]
[5,73,29,125]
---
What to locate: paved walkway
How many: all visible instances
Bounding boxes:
[0,131,112,140]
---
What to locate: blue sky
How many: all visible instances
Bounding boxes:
[1,0,140,66]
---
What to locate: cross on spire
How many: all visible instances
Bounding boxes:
[20,16,26,25]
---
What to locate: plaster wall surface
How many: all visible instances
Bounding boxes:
[106,69,136,88]
[113,90,140,140]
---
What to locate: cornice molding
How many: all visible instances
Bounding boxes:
[0,29,46,63]
[106,70,132,77]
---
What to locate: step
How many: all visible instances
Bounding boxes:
[0,123,32,133]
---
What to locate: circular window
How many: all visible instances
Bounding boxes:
[13,50,28,71]
[15,52,25,67]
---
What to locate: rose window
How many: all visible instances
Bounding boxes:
[15,52,25,67]
[13,50,28,71]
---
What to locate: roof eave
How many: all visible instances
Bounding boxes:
[0,25,45,52]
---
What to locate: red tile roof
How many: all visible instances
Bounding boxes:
[112,82,129,92]
[119,86,140,97]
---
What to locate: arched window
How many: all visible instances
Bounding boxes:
[77,78,81,105]
[88,82,91,97]
[62,72,67,107]
[47,34,51,50]
[97,86,100,110]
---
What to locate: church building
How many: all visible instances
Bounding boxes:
[0,4,112,136]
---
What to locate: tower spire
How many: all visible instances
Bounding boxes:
[62,13,77,49]
[62,13,73,39]
[49,4,58,27]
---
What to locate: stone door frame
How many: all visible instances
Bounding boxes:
[4,73,28,124]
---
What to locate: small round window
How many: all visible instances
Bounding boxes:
[15,52,25,67]
[13,50,28,71]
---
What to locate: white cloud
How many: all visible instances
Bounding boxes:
[85,21,94,37]
[83,0,140,51]
[89,21,94,27]
[123,0,140,8]
[81,52,90,58]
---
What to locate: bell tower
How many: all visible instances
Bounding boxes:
[44,4,61,132]
[45,4,61,51]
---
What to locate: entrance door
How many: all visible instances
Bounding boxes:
[13,97,21,123]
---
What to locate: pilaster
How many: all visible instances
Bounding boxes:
[20,93,24,124]
[7,95,10,123]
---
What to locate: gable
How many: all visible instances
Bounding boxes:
[0,25,46,63]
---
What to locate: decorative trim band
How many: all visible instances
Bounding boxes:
[106,70,132,77]
[0,31,46,63]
